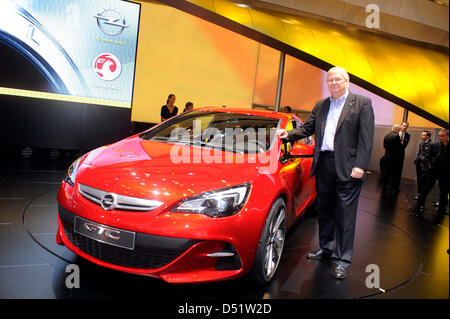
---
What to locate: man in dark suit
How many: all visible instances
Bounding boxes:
[393,121,410,191]
[413,129,449,215]
[413,130,432,200]
[278,66,374,279]
[382,125,402,192]
[399,122,410,149]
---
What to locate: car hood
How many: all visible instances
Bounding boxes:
[76,136,270,204]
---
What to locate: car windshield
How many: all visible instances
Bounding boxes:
[139,111,281,154]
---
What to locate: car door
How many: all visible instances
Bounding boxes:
[279,119,315,218]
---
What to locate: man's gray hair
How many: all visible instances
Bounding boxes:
[328,66,349,81]
[392,124,401,131]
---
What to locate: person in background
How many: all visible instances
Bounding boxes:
[413,129,449,215]
[413,130,432,200]
[278,66,374,280]
[282,106,292,113]
[399,121,410,147]
[395,121,410,190]
[160,94,178,122]
[183,102,194,112]
[382,125,402,192]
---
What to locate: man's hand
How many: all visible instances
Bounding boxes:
[278,129,288,139]
[351,167,365,179]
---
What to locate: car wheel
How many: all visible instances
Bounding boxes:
[251,198,286,284]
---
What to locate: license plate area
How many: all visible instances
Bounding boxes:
[74,216,136,250]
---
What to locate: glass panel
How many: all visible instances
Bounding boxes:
[347,83,404,126]
[253,44,280,107]
[132,2,259,123]
[280,54,324,112]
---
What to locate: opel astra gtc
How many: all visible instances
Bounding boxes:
[56,107,316,283]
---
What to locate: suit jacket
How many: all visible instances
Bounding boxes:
[416,139,433,168]
[286,92,375,183]
[400,131,410,149]
[416,139,431,161]
[399,131,410,161]
[431,141,449,171]
[384,131,402,159]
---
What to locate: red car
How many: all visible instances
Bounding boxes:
[56,107,316,283]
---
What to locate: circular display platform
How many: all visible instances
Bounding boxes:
[23,188,423,299]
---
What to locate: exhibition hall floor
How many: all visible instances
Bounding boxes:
[0,150,448,299]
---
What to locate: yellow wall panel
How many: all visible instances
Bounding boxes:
[249,10,288,44]
[186,0,215,11]
[181,0,448,125]
[336,36,375,81]
[212,0,253,28]
[132,1,259,123]
[282,22,320,57]
[280,55,323,111]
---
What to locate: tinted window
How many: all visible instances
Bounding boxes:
[140,111,280,153]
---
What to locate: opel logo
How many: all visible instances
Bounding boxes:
[83,222,121,241]
[93,8,128,36]
[100,193,116,210]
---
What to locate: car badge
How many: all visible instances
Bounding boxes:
[93,53,122,81]
[100,193,116,210]
[93,8,128,36]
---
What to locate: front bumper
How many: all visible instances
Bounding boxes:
[57,205,244,283]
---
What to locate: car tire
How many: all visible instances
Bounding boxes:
[251,197,286,284]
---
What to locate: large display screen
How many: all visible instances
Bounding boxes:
[0,0,140,108]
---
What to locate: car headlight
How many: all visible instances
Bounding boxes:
[171,183,251,218]
[65,157,83,187]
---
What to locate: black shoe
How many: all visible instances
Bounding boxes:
[413,195,419,200]
[432,201,440,207]
[332,264,347,279]
[306,248,331,260]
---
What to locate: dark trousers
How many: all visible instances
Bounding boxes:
[417,168,449,211]
[415,160,423,195]
[437,171,450,211]
[315,152,363,268]
[384,155,402,191]
[391,153,404,191]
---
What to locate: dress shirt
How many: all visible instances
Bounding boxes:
[321,90,349,151]
[400,131,406,143]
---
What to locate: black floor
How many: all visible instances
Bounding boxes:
[0,149,448,299]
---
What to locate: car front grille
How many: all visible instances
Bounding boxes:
[78,183,163,212]
[59,205,197,270]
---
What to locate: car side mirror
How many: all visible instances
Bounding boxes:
[290,143,314,156]
[279,141,313,164]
